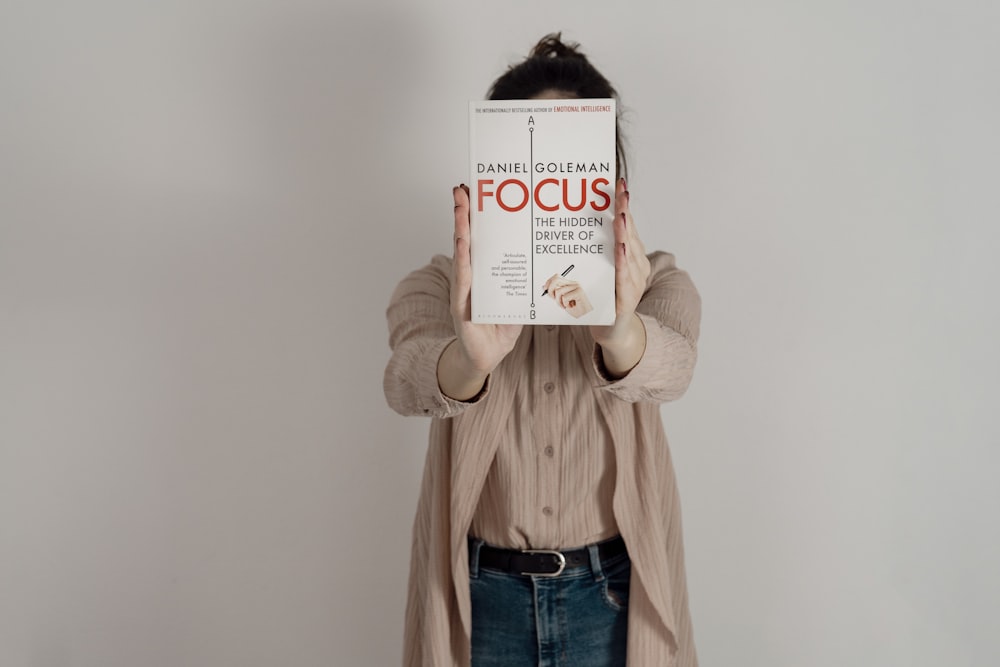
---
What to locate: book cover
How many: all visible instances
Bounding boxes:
[469,98,617,325]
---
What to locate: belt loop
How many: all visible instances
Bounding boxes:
[468,537,484,579]
[587,543,604,581]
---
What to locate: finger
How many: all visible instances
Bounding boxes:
[614,178,625,226]
[615,198,646,269]
[614,177,627,222]
[614,210,628,254]
[452,186,472,315]
[553,281,578,295]
[547,276,571,295]
[612,178,641,249]
[558,286,582,310]
[554,284,578,306]
[453,184,470,245]
[453,236,472,316]
[614,237,628,299]
[615,235,627,273]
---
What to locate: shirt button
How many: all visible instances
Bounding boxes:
[545,325,556,332]
[543,382,555,394]
[543,446,554,457]
[542,506,553,516]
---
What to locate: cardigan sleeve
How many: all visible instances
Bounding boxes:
[383,254,490,418]
[593,251,701,403]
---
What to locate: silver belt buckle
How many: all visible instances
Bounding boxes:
[521,549,566,577]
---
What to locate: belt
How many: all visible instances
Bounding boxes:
[472,535,627,577]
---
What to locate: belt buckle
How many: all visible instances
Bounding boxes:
[521,549,566,577]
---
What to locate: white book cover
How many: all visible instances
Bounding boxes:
[469,98,617,325]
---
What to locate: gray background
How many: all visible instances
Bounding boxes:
[2,1,997,665]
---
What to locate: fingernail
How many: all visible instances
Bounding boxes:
[460,183,466,188]
[622,178,627,190]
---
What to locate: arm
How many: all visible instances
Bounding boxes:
[383,255,476,417]
[589,179,701,402]
[594,251,701,403]
[383,185,523,416]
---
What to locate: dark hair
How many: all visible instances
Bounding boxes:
[487,33,627,179]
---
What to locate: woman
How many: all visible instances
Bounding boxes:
[384,34,701,667]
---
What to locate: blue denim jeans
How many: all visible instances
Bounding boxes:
[468,538,630,667]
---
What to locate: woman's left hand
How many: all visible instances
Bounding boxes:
[589,178,651,375]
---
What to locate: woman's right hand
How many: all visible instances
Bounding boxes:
[436,184,523,400]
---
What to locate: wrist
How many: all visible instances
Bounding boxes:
[592,312,640,349]
[593,313,646,378]
[437,339,491,401]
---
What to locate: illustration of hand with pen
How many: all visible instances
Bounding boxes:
[542,272,594,319]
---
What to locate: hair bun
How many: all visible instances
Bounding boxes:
[486,31,627,179]
[529,32,585,59]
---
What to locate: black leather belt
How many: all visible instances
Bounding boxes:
[472,535,627,577]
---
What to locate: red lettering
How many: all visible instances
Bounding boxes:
[496,179,529,212]
[534,178,560,212]
[478,178,611,213]
[477,179,494,212]
[563,178,587,211]
[590,178,611,211]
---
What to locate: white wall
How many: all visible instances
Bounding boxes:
[2,1,997,665]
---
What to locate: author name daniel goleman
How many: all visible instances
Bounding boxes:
[477,162,612,174]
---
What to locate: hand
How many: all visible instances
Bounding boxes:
[438,184,523,399]
[589,178,650,375]
[544,276,593,319]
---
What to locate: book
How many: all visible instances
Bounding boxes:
[469,98,617,325]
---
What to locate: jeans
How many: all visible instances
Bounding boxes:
[468,538,630,667]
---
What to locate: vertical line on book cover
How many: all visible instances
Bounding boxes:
[529,124,535,309]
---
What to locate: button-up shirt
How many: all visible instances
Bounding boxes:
[470,325,618,549]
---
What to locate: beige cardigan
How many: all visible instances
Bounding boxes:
[384,252,701,666]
